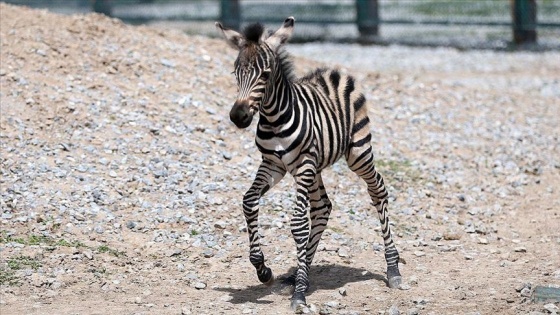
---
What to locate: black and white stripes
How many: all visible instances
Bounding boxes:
[216,17,404,309]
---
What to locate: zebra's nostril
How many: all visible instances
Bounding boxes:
[230,107,253,128]
[237,110,251,123]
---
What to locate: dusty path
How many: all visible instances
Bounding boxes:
[1,4,559,315]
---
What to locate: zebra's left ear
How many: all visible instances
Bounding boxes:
[216,22,246,50]
[265,17,295,51]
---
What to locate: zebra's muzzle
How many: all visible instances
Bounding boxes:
[230,100,254,129]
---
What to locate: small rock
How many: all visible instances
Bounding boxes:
[413,251,425,257]
[407,308,419,315]
[514,247,527,253]
[520,287,532,297]
[413,298,427,305]
[515,283,530,292]
[324,244,339,252]
[295,304,310,314]
[181,305,191,315]
[203,249,214,258]
[338,248,349,257]
[166,249,182,257]
[177,263,185,272]
[50,281,63,290]
[308,303,318,313]
[478,238,489,244]
[431,234,442,241]
[194,282,206,290]
[388,304,400,315]
[464,225,476,233]
[134,296,142,304]
[443,232,462,240]
[126,221,137,229]
[543,303,558,314]
[325,301,339,308]
[338,287,347,296]
[214,221,227,229]
[83,250,94,260]
[31,274,45,287]
[160,58,175,68]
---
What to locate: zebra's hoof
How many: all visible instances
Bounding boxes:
[258,267,274,286]
[290,292,306,311]
[388,276,408,290]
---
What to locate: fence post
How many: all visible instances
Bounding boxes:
[92,0,112,16]
[356,0,379,42]
[220,0,240,30]
[512,0,537,44]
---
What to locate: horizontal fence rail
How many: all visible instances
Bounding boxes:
[4,0,560,48]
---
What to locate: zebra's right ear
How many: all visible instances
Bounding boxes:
[216,22,246,50]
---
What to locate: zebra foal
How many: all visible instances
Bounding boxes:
[216,17,405,309]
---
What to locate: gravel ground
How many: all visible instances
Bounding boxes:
[1,3,559,315]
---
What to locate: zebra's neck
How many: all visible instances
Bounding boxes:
[259,60,295,127]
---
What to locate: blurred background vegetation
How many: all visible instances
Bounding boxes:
[4,0,559,49]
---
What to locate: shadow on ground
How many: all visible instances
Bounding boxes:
[215,264,386,304]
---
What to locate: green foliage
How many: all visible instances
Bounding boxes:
[375,159,422,184]
[97,245,125,257]
[7,256,41,271]
[329,226,344,233]
[0,268,18,286]
[55,239,86,248]
[0,233,85,248]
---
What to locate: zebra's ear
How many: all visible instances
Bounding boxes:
[265,17,295,51]
[215,22,245,50]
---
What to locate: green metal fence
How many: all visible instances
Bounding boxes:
[4,0,560,48]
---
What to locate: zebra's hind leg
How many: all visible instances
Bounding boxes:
[243,160,286,286]
[346,145,404,289]
[282,173,332,288]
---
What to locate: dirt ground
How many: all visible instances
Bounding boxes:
[1,3,559,315]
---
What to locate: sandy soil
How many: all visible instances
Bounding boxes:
[1,3,559,315]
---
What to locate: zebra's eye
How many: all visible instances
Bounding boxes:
[260,71,270,81]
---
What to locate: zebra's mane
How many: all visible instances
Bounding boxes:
[277,47,296,82]
[243,23,265,43]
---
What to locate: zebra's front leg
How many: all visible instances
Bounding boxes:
[289,164,316,310]
[283,173,332,287]
[306,174,332,267]
[243,160,286,286]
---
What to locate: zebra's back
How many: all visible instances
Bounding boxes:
[295,68,370,171]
